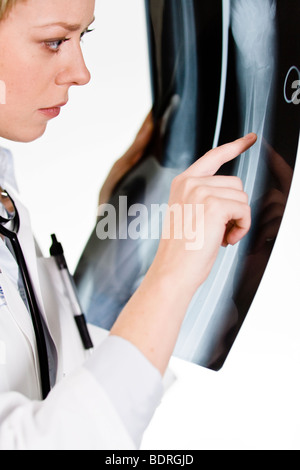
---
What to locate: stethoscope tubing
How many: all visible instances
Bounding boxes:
[0,205,51,399]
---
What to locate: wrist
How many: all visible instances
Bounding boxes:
[110,256,195,375]
[145,256,198,311]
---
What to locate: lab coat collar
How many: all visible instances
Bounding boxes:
[0,146,19,192]
[0,146,46,316]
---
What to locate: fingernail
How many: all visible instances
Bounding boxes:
[244,133,257,141]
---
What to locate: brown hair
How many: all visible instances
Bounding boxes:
[0,0,23,20]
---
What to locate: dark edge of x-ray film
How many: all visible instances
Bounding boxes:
[75,0,300,371]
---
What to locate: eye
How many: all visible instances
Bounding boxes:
[43,28,94,53]
[80,28,95,41]
[44,38,70,53]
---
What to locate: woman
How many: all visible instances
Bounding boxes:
[0,0,256,450]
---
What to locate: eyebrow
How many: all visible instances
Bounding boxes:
[35,17,95,32]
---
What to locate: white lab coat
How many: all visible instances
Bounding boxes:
[0,179,137,450]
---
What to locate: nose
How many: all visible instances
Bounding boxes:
[55,43,91,87]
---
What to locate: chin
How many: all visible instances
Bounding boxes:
[7,124,47,143]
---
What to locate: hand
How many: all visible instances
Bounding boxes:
[111,133,257,375]
[98,112,153,206]
[151,133,257,296]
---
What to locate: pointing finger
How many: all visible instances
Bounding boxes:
[184,133,257,178]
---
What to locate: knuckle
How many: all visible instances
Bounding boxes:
[170,176,180,194]
[204,195,222,212]
[171,173,184,188]
[171,174,195,197]
[243,204,252,227]
[242,191,249,204]
[194,185,210,201]
[231,176,244,189]
[246,203,252,217]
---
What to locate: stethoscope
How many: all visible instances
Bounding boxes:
[0,187,93,400]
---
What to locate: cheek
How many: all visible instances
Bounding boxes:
[0,39,55,141]
[1,51,50,109]
[0,61,50,141]
[6,66,39,107]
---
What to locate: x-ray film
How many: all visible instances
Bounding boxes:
[75,0,300,370]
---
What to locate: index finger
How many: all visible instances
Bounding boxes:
[184,133,257,178]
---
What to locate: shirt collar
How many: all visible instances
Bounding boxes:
[0,146,19,192]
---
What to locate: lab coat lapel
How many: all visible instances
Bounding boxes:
[2,184,58,386]
[6,183,51,327]
[0,269,40,379]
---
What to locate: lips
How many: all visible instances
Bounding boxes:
[38,102,67,119]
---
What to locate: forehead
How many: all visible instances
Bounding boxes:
[4,0,95,29]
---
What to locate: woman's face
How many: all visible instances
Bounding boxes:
[0,0,95,142]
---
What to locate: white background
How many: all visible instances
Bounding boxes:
[2,0,300,450]
[2,0,151,272]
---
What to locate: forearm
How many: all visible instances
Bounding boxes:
[110,134,257,376]
[110,262,193,376]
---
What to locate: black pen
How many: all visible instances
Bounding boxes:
[50,234,94,351]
